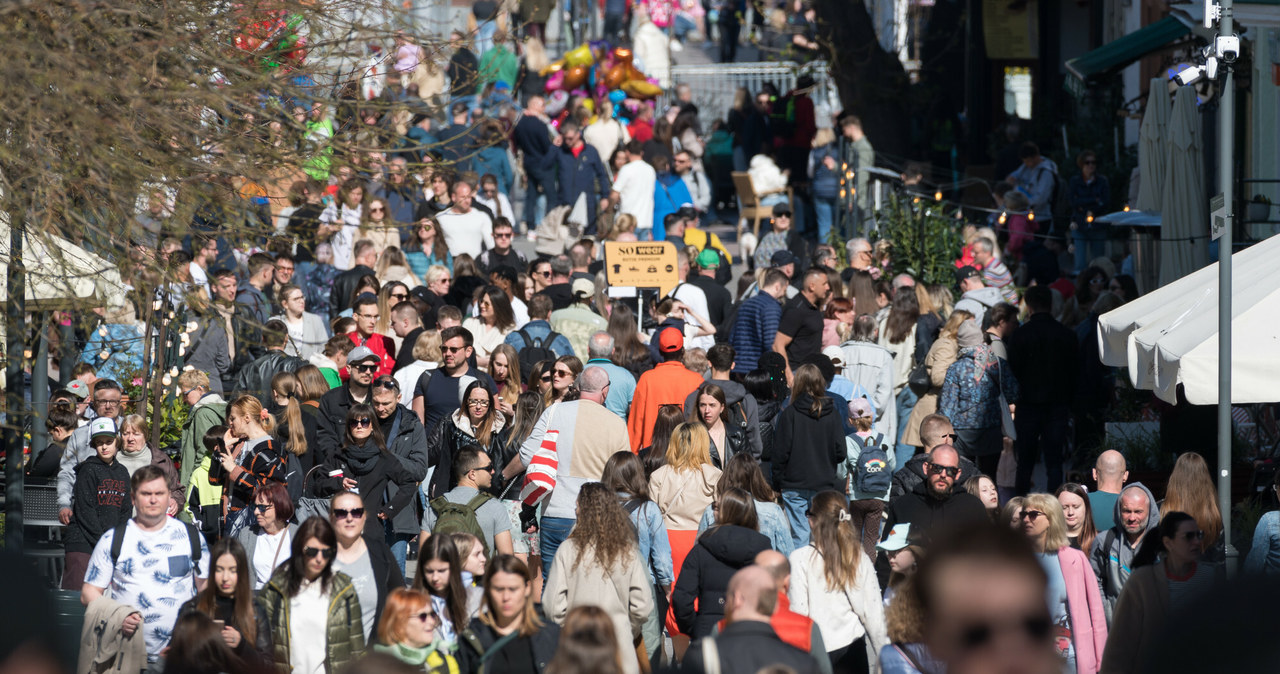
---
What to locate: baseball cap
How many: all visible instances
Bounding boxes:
[770,250,797,267]
[67,379,90,400]
[571,278,595,299]
[348,345,379,365]
[954,265,981,285]
[677,204,699,220]
[848,397,874,421]
[877,523,913,552]
[494,80,511,92]
[772,203,793,217]
[90,417,117,440]
[657,326,684,353]
[696,249,720,269]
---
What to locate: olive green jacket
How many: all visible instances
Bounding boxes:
[259,566,366,673]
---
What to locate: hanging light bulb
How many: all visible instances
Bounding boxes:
[934,190,943,202]
[177,345,186,357]
[839,189,847,199]
[153,299,163,311]
[99,349,110,361]
[1123,203,1131,212]
[186,321,198,333]
[98,325,108,337]
[1028,212,1036,222]
[1086,213,1094,224]
[912,197,920,205]
[998,212,1007,225]
[169,366,179,377]
[162,373,173,386]
[955,210,963,220]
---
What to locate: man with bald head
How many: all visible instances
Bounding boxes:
[682,566,823,674]
[1090,481,1159,624]
[515,365,630,576]
[882,445,989,545]
[753,551,830,670]
[584,331,636,420]
[1090,449,1128,532]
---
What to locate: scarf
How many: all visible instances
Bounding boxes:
[117,446,152,476]
[374,640,448,667]
[343,440,382,475]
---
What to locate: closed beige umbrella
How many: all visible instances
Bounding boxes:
[1158,86,1209,287]
[1134,78,1171,213]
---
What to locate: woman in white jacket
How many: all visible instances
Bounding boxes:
[789,490,889,674]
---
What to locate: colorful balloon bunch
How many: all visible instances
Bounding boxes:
[541,43,663,102]
[232,9,307,71]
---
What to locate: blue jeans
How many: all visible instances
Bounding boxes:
[384,521,415,577]
[1072,227,1108,274]
[523,163,555,230]
[813,197,836,244]
[539,516,576,581]
[781,489,818,550]
[895,387,919,463]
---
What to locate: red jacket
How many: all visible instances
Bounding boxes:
[345,331,397,379]
[628,360,704,452]
[716,592,822,654]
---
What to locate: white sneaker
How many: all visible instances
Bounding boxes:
[670,40,684,52]
[527,230,538,242]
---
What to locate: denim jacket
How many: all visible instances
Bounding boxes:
[697,499,794,557]
[620,493,675,587]
[1245,510,1280,575]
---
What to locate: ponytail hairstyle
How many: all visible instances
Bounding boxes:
[229,395,275,435]
[271,372,307,457]
[808,490,861,589]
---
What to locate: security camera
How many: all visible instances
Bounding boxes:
[1216,35,1241,62]
[1174,64,1207,86]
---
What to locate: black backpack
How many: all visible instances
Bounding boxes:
[850,433,893,494]
[515,328,560,376]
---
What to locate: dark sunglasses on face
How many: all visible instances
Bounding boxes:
[442,345,466,353]
[474,463,496,474]
[536,270,552,277]
[494,232,513,239]
[955,614,1052,652]
[353,363,378,373]
[1179,530,1205,541]
[927,464,960,478]
[1020,510,1045,522]
[352,417,373,428]
[252,503,274,513]
[303,546,336,560]
[333,507,365,520]
[414,611,438,622]
[391,292,408,300]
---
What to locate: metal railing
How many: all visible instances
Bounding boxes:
[661,61,837,126]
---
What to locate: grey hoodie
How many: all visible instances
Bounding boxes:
[683,378,762,459]
[1089,482,1160,625]
[954,286,1005,326]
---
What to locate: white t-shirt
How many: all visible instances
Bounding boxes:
[671,282,714,351]
[321,202,363,270]
[252,527,292,590]
[84,518,211,661]
[436,207,495,258]
[189,262,210,297]
[475,193,516,221]
[289,577,330,674]
[613,160,657,232]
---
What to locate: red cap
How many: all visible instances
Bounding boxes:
[658,326,684,353]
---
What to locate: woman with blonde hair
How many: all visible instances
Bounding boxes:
[648,422,722,650]
[901,309,974,449]
[926,284,954,320]
[375,246,423,290]
[209,395,289,533]
[374,281,410,344]
[789,490,889,673]
[1160,452,1224,559]
[544,483,652,674]
[1019,493,1108,674]
[394,330,441,405]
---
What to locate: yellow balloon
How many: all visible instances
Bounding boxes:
[540,59,565,76]
[565,44,594,67]
[621,79,663,99]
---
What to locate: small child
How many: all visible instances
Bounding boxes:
[28,407,78,479]
[843,398,894,559]
[185,425,228,544]
[62,417,132,591]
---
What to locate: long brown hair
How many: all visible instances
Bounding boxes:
[809,490,861,589]
[271,372,307,457]
[642,404,686,476]
[165,612,247,674]
[343,403,387,451]
[848,270,877,320]
[294,364,330,402]
[567,483,638,572]
[710,487,758,532]
[546,605,624,674]
[462,380,498,446]
[694,382,729,428]
[602,451,650,502]
[1161,452,1223,551]
[791,364,828,417]
[414,534,469,632]
[1054,482,1098,553]
[195,538,257,643]
[716,453,775,502]
[489,343,522,406]
[607,300,650,370]
[479,555,544,637]
[884,287,921,344]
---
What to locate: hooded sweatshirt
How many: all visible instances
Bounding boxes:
[66,455,132,553]
[772,393,846,493]
[672,524,772,637]
[953,286,1006,326]
[683,378,763,458]
[1089,482,1160,625]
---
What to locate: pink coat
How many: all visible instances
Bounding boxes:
[1058,545,1108,674]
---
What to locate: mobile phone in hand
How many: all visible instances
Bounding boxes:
[213,619,225,630]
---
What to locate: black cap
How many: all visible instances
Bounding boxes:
[772,203,793,217]
[770,250,797,267]
[954,265,981,285]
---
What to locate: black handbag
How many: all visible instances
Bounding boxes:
[908,361,931,396]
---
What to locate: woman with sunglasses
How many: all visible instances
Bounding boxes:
[1102,511,1220,674]
[178,537,273,666]
[372,587,461,672]
[529,259,554,295]
[237,481,298,590]
[462,285,517,368]
[330,490,407,643]
[790,490,888,674]
[311,404,417,538]
[1019,493,1107,674]
[544,355,583,406]
[406,219,453,280]
[260,516,366,672]
[458,554,561,673]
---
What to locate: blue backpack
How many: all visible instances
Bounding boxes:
[851,433,892,494]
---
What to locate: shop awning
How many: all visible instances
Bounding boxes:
[1065,16,1195,83]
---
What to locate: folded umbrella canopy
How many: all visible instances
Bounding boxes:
[1097,233,1280,404]
[1133,78,1171,213]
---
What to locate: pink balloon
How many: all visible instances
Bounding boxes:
[545,71,565,92]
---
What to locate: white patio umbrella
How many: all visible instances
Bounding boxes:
[1158,86,1209,287]
[1096,233,1280,404]
[1133,78,1170,213]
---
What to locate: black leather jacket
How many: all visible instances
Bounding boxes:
[233,350,305,403]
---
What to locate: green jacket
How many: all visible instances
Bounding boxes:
[259,567,366,673]
[179,394,227,490]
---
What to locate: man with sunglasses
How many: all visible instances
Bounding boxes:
[413,326,497,431]
[890,414,980,501]
[476,218,528,275]
[419,446,513,557]
[57,379,127,525]
[316,346,380,457]
[370,376,430,573]
[881,445,987,553]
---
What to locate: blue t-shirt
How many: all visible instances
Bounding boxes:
[1089,490,1119,532]
[1036,551,1075,672]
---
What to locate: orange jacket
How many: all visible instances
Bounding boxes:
[628,360,704,452]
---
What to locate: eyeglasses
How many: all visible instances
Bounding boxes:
[180,386,204,398]
[413,611,438,622]
[277,266,295,273]
[553,368,574,378]
[1179,530,1205,542]
[373,377,400,391]
[954,614,1052,652]
[473,463,496,474]
[1020,510,1045,522]
[927,464,959,478]
[333,507,365,520]
[252,503,274,513]
[442,345,466,353]
[351,417,373,428]
[467,399,491,408]
[303,546,336,560]
[353,363,379,373]
[287,294,305,303]
[95,398,122,407]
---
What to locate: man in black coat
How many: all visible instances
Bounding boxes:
[371,377,430,574]
[1006,284,1078,494]
[232,320,305,403]
[882,444,988,544]
[316,346,378,457]
[682,566,823,674]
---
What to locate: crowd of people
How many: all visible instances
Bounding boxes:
[21,9,1263,674]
